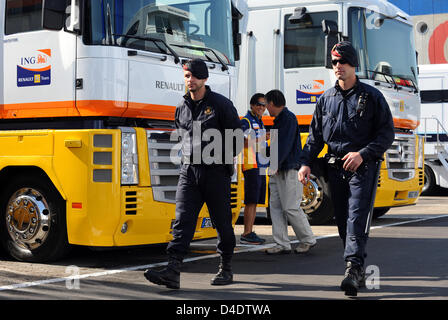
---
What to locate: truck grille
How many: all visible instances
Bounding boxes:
[386,134,416,181]
[147,130,181,203]
[147,130,239,208]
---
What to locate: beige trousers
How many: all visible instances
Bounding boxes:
[269,169,316,250]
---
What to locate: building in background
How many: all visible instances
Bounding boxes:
[389,0,448,65]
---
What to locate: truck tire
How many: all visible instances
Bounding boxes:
[372,207,390,219]
[422,164,436,195]
[300,164,334,225]
[0,174,70,262]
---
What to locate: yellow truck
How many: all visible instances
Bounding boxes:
[235,0,425,224]
[0,0,243,262]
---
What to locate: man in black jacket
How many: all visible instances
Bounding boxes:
[265,89,316,255]
[298,41,394,296]
[144,59,242,289]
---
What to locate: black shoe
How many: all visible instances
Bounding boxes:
[340,262,365,297]
[211,268,233,285]
[144,267,180,289]
[240,232,266,245]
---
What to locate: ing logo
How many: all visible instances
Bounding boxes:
[296,80,325,104]
[17,49,52,87]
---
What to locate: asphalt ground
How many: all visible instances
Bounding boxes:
[0,194,447,308]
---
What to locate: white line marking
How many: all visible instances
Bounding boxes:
[0,214,446,292]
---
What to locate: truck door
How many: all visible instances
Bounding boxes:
[2,0,78,119]
[281,5,340,118]
[241,7,281,103]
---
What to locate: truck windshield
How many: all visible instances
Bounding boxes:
[349,7,418,89]
[84,0,235,65]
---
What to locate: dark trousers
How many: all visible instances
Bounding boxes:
[167,164,236,258]
[328,162,377,267]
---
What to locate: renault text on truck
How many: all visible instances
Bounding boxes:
[0,0,243,262]
[235,0,424,224]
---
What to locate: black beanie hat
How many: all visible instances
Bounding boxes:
[183,59,209,79]
[331,41,359,67]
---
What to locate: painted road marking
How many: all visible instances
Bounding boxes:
[0,214,446,292]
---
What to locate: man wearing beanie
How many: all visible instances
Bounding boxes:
[144,59,242,289]
[298,41,394,296]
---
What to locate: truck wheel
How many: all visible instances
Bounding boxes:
[0,175,70,262]
[422,164,436,195]
[300,170,334,225]
[372,207,390,219]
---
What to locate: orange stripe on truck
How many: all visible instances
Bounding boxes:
[0,100,420,131]
[1,100,176,120]
[261,115,313,126]
[393,118,419,130]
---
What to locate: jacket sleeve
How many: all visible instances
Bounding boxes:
[174,106,181,129]
[358,92,395,162]
[219,98,244,157]
[221,99,243,131]
[300,98,325,167]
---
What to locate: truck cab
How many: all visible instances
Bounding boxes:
[0,0,243,262]
[236,0,424,224]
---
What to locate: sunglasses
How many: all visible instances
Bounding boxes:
[255,102,266,107]
[331,58,348,66]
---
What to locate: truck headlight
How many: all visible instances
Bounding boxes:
[417,135,424,169]
[121,128,139,185]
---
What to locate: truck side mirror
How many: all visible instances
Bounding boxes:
[42,0,68,31]
[289,7,312,26]
[322,20,339,69]
[232,4,243,61]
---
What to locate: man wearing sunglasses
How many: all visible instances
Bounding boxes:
[298,41,394,296]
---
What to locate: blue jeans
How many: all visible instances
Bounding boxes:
[167,164,236,258]
[328,162,378,267]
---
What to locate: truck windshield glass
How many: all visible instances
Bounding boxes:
[349,7,418,88]
[84,0,235,65]
[284,11,338,68]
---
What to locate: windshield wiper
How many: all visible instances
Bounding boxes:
[113,34,180,64]
[369,69,418,92]
[367,69,398,89]
[171,44,229,71]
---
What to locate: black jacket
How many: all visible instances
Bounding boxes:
[301,78,395,166]
[272,107,302,172]
[175,86,242,165]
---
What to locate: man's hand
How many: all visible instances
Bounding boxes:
[298,165,311,185]
[342,152,363,172]
[267,167,278,176]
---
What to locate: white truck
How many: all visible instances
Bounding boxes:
[417,63,448,194]
[235,0,424,224]
[0,0,244,262]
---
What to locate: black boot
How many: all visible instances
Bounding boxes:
[144,255,182,289]
[340,261,366,296]
[211,255,233,285]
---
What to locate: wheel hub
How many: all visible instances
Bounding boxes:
[300,174,324,214]
[6,188,51,250]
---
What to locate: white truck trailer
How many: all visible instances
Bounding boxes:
[417,63,448,194]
